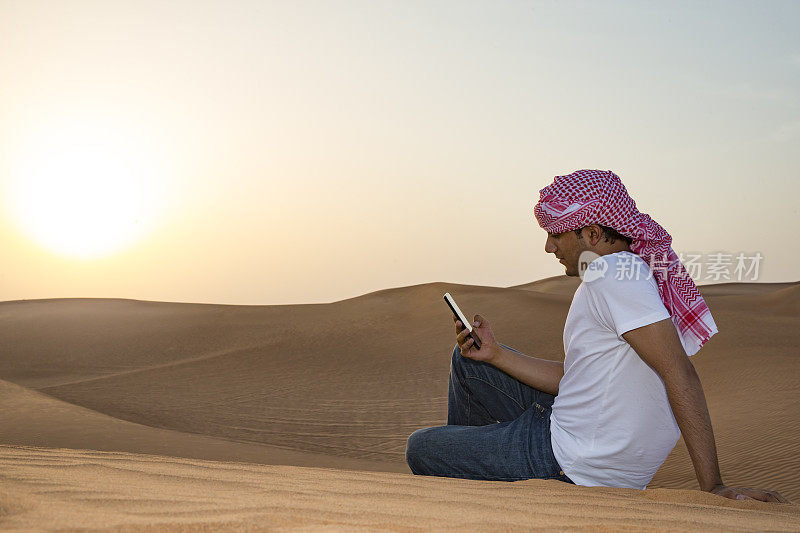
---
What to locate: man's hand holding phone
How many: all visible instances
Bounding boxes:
[453,314,501,365]
[444,292,502,364]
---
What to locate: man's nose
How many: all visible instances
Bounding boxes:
[544,237,556,254]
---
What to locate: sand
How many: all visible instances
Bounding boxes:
[1,279,798,530]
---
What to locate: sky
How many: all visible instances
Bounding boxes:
[1,0,798,305]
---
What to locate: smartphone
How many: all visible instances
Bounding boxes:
[443,292,482,349]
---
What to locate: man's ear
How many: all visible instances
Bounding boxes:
[586,224,604,246]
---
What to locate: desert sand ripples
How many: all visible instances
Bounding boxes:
[2,446,799,531]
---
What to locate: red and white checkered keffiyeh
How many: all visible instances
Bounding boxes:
[533,169,717,356]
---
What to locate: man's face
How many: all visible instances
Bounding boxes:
[544,230,588,277]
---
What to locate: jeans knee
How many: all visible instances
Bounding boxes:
[405,428,431,475]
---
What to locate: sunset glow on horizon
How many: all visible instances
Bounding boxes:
[3,112,173,259]
[1,1,797,305]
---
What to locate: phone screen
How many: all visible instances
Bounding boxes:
[443,292,482,349]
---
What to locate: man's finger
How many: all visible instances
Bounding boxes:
[460,338,473,356]
[765,491,787,503]
[771,491,789,503]
[762,491,778,503]
[461,338,473,356]
[742,488,770,502]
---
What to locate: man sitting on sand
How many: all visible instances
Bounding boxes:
[405,169,788,503]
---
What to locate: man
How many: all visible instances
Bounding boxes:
[405,169,788,503]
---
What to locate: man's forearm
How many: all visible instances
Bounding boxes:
[490,346,564,397]
[664,360,724,491]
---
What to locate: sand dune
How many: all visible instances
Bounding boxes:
[0,378,402,474]
[1,279,798,529]
[2,446,798,531]
[1,284,573,464]
[507,274,582,295]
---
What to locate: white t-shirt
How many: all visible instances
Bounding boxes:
[549,251,681,490]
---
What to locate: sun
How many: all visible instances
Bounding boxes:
[3,119,168,259]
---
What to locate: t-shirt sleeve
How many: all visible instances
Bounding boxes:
[584,256,672,339]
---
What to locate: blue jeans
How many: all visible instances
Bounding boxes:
[405,343,575,484]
